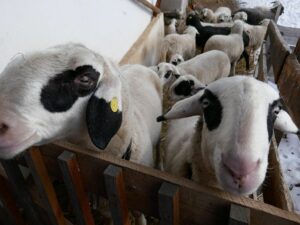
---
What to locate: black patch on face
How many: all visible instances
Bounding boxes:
[267,99,281,142]
[200,89,222,131]
[86,96,122,150]
[41,65,100,112]
[164,70,172,79]
[174,80,194,96]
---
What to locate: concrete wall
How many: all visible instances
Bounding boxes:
[0,0,157,72]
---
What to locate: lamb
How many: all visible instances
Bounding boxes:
[0,43,163,224]
[234,1,284,25]
[204,20,245,76]
[233,11,248,22]
[243,19,270,53]
[160,26,198,62]
[165,18,177,35]
[155,50,231,88]
[186,13,250,70]
[170,53,184,65]
[199,7,232,23]
[157,75,299,196]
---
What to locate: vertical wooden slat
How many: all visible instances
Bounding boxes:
[256,41,268,82]
[103,165,130,225]
[0,175,26,225]
[1,159,42,225]
[294,37,300,62]
[228,204,250,225]
[158,182,180,225]
[58,151,95,225]
[24,147,66,225]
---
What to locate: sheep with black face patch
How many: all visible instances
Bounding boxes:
[0,43,163,225]
[157,76,299,196]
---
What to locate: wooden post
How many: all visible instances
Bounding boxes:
[158,182,180,225]
[294,37,300,62]
[256,41,268,82]
[104,165,130,225]
[58,151,95,225]
[136,0,161,16]
[1,159,43,225]
[0,175,26,225]
[228,204,250,225]
[25,147,66,225]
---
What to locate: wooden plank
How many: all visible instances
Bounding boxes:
[267,21,291,83]
[256,41,268,82]
[0,175,26,225]
[294,37,300,62]
[277,54,300,128]
[104,165,130,225]
[34,142,300,225]
[24,147,66,225]
[119,13,164,66]
[158,182,180,225]
[262,136,294,211]
[228,204,250,225]
[1,159,43,225]
[136,0,161,16]
[58,151,95,225]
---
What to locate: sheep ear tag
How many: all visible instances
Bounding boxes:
[86,59,122,150]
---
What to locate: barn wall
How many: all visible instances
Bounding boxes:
[0,0,157,72]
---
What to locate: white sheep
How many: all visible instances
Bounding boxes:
[165,18,177,35]
[199,7,232,23]
[169,53,184,65]
[158,76,299,196]
[160,26,198,62]
[204,20,244,76]
[0,43,163,225]
[233,11,248,22]
[155,50,230,88]
[242,19,270,53]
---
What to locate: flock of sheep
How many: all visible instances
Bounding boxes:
[0,1,298,225]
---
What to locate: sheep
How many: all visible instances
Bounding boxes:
[234,1,284,25]
[157,75,299,196]
[160,26,198,62]
[165,18,177,35]
[155,50,231,88]
[0,43,163,225]
[243,19,270,53]
[170,53,184,65]
[186,13,250,70]
[233,11,248,22]
[204,20,245,76]
[199,7,232,23]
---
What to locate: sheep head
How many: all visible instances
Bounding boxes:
[0,43,123,159]
[158,76,299,195]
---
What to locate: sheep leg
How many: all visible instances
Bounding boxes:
[229,61,237,76]
[241,50,250,70]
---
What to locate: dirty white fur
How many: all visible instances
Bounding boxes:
[161,76,299,196]
[233,11,248,22]
[160,26,198,62]
[243,19,270,52]
[170,53,184,65]
[200,7,232,23]
[204,20,244,76]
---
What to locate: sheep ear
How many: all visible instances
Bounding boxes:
[274,110,299,134]
[157,90,204,122]
[86,59,122,150]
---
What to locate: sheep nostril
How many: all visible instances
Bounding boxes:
[0,123,9,135]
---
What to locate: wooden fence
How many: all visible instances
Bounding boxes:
[1,5,300,225]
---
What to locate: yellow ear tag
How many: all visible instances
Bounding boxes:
[110,97,119,112]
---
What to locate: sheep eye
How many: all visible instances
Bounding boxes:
[157,66,159,71]
[164,70,172,79]
[174,74,180,79]
[178,59,182,62]
[201,98,210,108]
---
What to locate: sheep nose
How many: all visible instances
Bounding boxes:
[0,123,9,135]
[222,155,260,179]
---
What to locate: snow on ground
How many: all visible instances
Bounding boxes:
[240,0,300,28]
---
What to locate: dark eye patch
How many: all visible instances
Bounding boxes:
[164,70,172,79]
[199,89,222,131]
[174,80,193,96]
[267,99,282,141]
[41,65,99,113]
